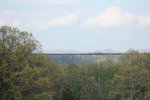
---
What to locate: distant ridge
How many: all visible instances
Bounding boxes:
[42,49,150,54]
[43,53,123,55]
[138,49,150,53]
[43,49,120,54]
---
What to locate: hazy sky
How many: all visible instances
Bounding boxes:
[0,0,150,52]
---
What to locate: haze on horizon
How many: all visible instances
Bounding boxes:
[0,0,150,52]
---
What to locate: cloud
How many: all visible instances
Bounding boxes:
[0,9,78,30]
[81,6,134,28]
[138,15,150,27]
[0,11,21,27]
[48,14,78,26]
[10,0,79,5]
[29,14,78,29]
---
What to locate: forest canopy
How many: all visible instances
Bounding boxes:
[0,26,150,100]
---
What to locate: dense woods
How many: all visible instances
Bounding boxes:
[0,26,150,100]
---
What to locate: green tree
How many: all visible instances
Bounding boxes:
[109,50,150,100]
[0,26,53,100]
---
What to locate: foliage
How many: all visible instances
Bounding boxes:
[0,26,53,100]
[0,26,150,100]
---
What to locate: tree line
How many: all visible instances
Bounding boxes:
[0,26,150,100]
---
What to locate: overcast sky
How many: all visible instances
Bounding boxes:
[0,0,150,52]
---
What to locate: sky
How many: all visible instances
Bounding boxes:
[0,0,150,52]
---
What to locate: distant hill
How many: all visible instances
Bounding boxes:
[43,49,150,54]
[139,49,150,53]
[43,49,120,54]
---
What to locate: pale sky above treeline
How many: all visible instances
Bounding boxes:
[0,0,150,52]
